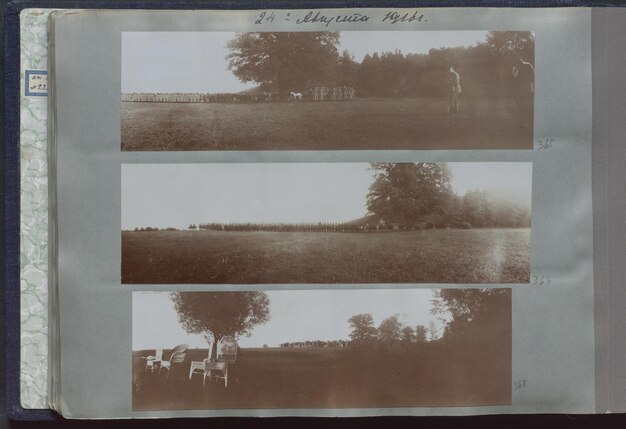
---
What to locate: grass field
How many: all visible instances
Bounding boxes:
[121,228,530,284]
[121,98,532,151]
[132,345,511,410]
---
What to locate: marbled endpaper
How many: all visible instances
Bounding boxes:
[20,8,55,409]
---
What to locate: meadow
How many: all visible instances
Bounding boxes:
[132,345,511,410]
[121,228,531,284]
[121,98,532,151]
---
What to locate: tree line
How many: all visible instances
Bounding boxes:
[169,288,509,357]
[132,227,178,232]
[227,31,534,99]
[348,313,434,347]
[189,222,394,233]
[367,163,530,229]
[348,288,510,351]
[278,340,348,348]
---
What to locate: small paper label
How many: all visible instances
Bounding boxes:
[25,70,48,97]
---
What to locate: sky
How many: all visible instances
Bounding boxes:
[121,162,532,230]
[121,31,489,93]
[132,289,446,350]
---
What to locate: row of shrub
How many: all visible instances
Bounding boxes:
[128,221,476,233]
[277,340,348,348]
[186,221,473,233]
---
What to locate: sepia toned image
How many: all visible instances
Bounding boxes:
[121,163,531,284]
[121,31,534,151]
[132,289,512,410]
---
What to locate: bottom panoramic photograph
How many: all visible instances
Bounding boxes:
[132,289,511,411]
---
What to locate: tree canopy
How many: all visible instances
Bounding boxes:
[347,313,378,344]
[485,31,535,60]
[378,315,403,345]
[461,190,530,228]
[401,325,415,343]
[431,288,511,345]
[365,163,530,229]
[226,31,534,99]
[367,163,453,227]
[226,32,340,97]
[348,313,439,349]
[343,290,509,351]
[171,291,270,349]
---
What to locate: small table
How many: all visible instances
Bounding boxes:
[145,358,161,373]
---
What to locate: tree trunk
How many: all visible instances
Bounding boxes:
[210,336,220,362]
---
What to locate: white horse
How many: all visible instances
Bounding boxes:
[290,91,303,101]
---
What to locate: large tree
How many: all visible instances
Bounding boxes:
[335,50,360,86]
[431,288,511,345]
[226,32,340,98]
[484,31,535,61]
[348,313,378,345]
[378,315,403,345]
[367,163,453,227]
[171,291,270,360]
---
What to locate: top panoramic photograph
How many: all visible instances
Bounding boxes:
[121,31,535,151]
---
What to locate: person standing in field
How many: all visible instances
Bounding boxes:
[447,65,462,114]
[512,56,535,126]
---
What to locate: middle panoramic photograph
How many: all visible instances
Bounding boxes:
[121,163,532,284]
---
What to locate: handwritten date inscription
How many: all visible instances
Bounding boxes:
[255,10,426,27]
[296,11,370,27]
[382,11,426,24]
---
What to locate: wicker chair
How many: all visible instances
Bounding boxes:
[202,336,238,388]
[159,344,188,378]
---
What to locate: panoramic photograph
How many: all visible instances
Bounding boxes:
[121,162,532,284]
[121,31,535,150]
[132,289,512,410]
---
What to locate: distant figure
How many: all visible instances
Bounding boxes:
[447,65,462,114]
[349,86,356,100]
[313,86,319,101]
[512,56,535,125]
[321,87,329,101]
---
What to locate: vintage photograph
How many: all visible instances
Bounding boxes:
[121,162,532,284]
[121,31,535,150]
[132,289,512,410]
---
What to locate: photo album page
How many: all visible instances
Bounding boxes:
[46,7,593,418]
